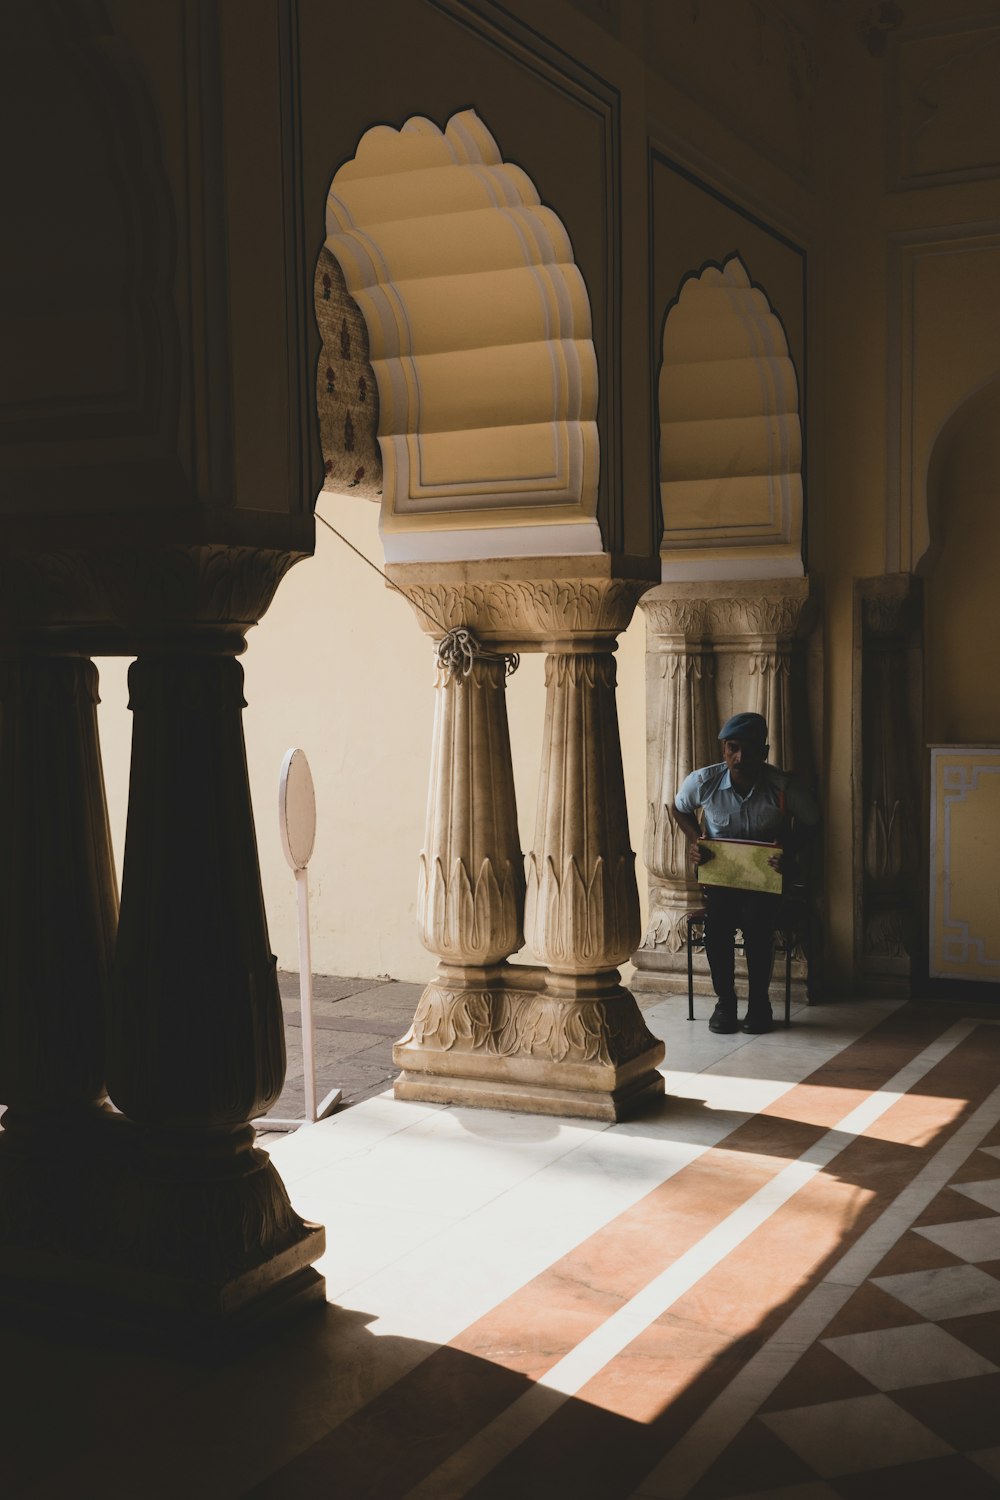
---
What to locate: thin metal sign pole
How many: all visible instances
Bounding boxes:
[254,747,340,1134]
[297,863,317,1123]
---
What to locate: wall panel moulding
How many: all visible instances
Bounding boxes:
[643,1,820,189]
[888,18,1000,191]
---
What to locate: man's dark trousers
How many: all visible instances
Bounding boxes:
[703,886,780,1012]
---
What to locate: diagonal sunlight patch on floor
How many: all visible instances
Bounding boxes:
[402,1020,985,1500]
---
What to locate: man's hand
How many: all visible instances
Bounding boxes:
[768,850,783,872]
[690,839,713,868]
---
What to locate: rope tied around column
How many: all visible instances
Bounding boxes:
[435,628,519,681]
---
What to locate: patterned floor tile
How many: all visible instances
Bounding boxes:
[760,1394,953,1478]
[948,1154,1000,1184]
[726,1484,843,1500]
[822,1323,996,1390]
[867,1230,964,1278]
[953,1178,1000,1212]
[916,1218,1000,1263]
[969,1445,1000,1479]
[912,1188,998,1227]
[759,1343,879,1415]
[872,1264,1000,1320]
[820,1281,927,1341]
[937,1309,1000,1364]
[892,1371,1000,1451]
[688,1417,816,1499]
[830,1452,1000,1498]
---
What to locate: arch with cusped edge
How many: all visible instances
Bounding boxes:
[318,109,601,563]
[658,255,803,581]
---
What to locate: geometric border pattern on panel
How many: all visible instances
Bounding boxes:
[324,110,602,563]
[659,255,803,579]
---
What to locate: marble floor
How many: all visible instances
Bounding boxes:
[8,990,1000,1498]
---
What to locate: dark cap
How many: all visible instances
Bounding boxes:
[719,711,768,744]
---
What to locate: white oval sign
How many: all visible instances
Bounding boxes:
[278,748,316,870]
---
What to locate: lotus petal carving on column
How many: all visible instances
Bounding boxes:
[642,903,688,955]
[497,993,656,1065]
[525,851,639,970]
[409,988,494,1051]
[417,854,524,965]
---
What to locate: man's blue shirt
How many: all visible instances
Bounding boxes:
[674,762,819,841]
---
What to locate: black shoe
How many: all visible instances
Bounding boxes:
[742,1008,774,1034]
[708,1002,740,1034]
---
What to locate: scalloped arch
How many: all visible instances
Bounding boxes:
[321,110,601,563]
[658,256,803,581]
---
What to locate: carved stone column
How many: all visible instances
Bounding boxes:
[633,596,715,979]
[105,635,324,1333]
[856,575,922,993]
[707,582,813,773]
[0,545,324,1344]
[404,651,525,1069]
[0,652,118,1270]
[391,559,664,1121]
[633,578,816,998]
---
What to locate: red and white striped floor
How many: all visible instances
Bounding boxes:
[14,994,1000,1498]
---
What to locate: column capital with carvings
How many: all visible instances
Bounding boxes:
[385,556,657,653]
[641,577,813,647]
[859,573,921,640]
[0,543,307,656]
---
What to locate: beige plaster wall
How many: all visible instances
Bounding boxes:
[95,504,651,983]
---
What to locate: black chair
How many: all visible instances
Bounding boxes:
[684,894,810,1029]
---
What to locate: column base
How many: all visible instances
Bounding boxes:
[395,1064,663,1121]
[0,1117,327,1353]
[631,945,810,1008]
[0,1233,325,1355]
[393,967,665,1121]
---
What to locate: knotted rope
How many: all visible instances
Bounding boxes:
[435,628,519,680]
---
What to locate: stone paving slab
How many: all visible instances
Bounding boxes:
[259,975,422,1136]
[277,973,385,1005]
[283,1013,408,1035]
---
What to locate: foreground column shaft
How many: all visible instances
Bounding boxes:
[0,654,117,1271]
[103,645,324,1339]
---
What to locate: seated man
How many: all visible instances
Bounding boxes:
[671,712,819,1034]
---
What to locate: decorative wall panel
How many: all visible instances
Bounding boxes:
[644,0,819,186]
[889,20,1000,190]
[930,746,1000,982]
[887,226,1000,574]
